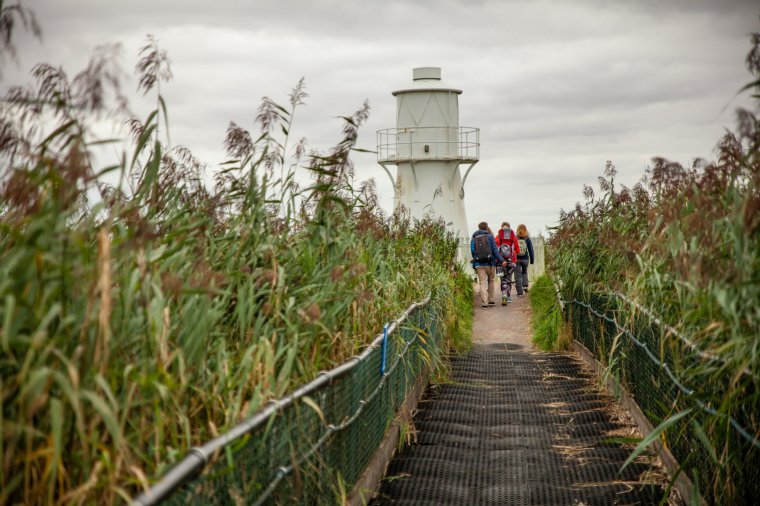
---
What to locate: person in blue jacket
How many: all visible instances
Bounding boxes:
[471,222,507,309]
[515,224,535,294]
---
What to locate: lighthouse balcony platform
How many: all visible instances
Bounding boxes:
[376,126,479,164]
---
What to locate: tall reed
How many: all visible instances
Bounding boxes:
[548,30,760,504]
[0,36,471,504]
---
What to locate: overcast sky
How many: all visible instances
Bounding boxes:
[6,0,759,237]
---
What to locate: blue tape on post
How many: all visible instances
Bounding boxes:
[380,323,388,376]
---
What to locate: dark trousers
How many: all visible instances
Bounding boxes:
[517,258,530,289]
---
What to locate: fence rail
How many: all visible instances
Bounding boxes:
[131,293,440,505]
[527,235,545,281]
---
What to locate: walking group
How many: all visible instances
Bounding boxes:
[471,221,535,309]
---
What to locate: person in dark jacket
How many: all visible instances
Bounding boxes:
[471,222,507,309]
[515,224,535,294]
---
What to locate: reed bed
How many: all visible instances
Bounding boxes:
[547,31,760,504]
[0,36,472,504]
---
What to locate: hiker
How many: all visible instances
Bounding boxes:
[516,224,535,294]
[471,222,507,309]
[496,222,523,300]
[496,242,517,305]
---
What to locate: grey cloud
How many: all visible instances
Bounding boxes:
[7,0,760,237]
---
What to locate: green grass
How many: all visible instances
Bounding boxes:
[529,275,566,351]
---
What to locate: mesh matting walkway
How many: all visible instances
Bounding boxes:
[372,343,664,505]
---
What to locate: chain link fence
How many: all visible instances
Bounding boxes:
[562,289,759,505]
[132,293,442,505]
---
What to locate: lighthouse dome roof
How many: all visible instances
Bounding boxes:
[392,67,462,96]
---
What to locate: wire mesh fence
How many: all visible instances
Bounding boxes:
[132,293,442,505]
[562,289,760,505]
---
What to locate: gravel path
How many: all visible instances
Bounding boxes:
[472,283,533,347]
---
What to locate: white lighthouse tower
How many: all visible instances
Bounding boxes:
[377,67,479,264]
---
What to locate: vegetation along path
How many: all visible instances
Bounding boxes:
[373,291,667,505]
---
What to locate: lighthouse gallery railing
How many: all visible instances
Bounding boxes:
[377,126,479,162]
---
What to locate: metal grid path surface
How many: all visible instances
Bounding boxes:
[372,343,664,505]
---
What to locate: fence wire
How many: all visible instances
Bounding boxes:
[132,293,441,505]
[561,290,760,505]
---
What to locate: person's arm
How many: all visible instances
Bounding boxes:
[528,237,535,264]
[490,235,506,264]
[470,238,476,260]
[512,232,520,256]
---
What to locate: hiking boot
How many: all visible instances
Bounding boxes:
[488,300,496,306]
[507,296,512,303]
[481,304,488,309]
[501,295,507,306]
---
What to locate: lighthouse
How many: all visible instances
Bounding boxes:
[377,67,479,264]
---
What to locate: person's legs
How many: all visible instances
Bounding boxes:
[515,261,525,296]
[487,265,496,304]
[502,264,513,301]
[519,258,530,290]
[476,266,489,307]
[500,267,507,304]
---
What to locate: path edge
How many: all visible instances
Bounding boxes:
[571,339,701,506]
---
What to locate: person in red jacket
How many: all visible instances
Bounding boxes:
[495,222,520,263]
[495,222,523,302]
